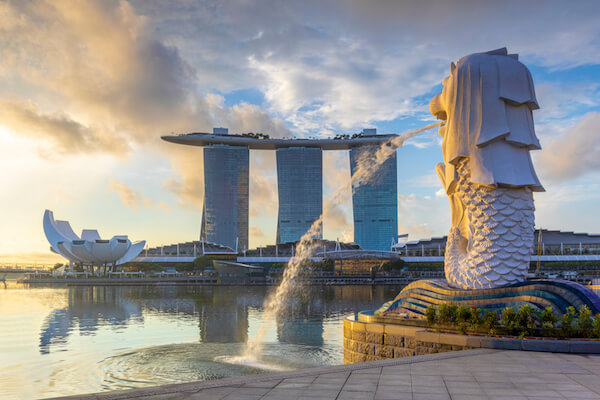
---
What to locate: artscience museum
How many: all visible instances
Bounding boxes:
[43,210,146,269]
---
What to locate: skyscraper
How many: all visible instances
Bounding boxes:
[201,129,249,251]
[276,147,323,243]
[350,143,398,251]
[163,127,401,250]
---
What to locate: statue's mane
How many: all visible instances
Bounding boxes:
[444,47,541,164]
[434,47,544,194]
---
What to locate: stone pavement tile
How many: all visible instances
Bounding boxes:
[376,383,411,392]
[341,383,378,392]
[337,390,375,400]
[442,374,477,382]
[473,373,509,383]
[568,374,600,392]
[526,397,565,400]
[296,397,334,400]
[312,378,347,385]
[534,373,577,383]
[344,379,377,387]
[260,393,299,400]
[281,377,317,384]
[378,375,411,385]
[242,380,282,388]
[507,375,544,384]
[381,365,410,374]
[186,386,239,399]
[374,390,413,400]
[556,391,600,399]
[318,372,349,379]
[411,385,448,394]
[138,395,187,400]
[351,368,381,375]
[546,383,590,391]
[412,393,450,400]
[260,396,298,400]
[263,388,306,397]
[450,395,490,400]
[411,375,445,387]
[220,393,263,400]
[517,389,565,398]
[299,389,340,398]
[478,381,515,390]
[488,396,527,400]
[483,387,523,397]
[512,382,555,391]
[446,385,485,396]
[275,382,312,389]
[228,387,272,396]
[305,383,345,391]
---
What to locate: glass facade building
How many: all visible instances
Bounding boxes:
[201,144,249,251]
[349,146,398,251]
[276,147,323,243]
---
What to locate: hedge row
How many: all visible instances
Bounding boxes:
[425,304,600,339]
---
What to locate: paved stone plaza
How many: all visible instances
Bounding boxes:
[50,349,600,400]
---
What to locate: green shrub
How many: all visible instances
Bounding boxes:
[501,307,518,334]
[438,304,451,325]
[483,310,498,334]
[470,307,483,329]
[425,305,437,327]
[593,314,600,338]
[516,305,537,336]
[456,306,470,324]
[576,305,593,338]
[447,305,458,325]
[453,305,469,335]
[540,307,558,336]
[559,306,577,339]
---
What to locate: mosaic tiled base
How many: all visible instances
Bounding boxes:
[376,279,600,317]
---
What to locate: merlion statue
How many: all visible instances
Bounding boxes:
[430,48,544,290]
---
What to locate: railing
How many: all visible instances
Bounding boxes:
[0,263,54,271]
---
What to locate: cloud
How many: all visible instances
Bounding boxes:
[129,0,600,135]
[398,193,449,240]
[157,201,171,211]
[250,226,266,241]
[0,100,125,156]
[0,0,292,212]
[537,112,600,181]
[322,151,353,240]
[249,171,278,218]
[107,178,153,210]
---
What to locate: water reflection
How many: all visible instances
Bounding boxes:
[1,284,405,398]
[38,285,397,354]
[40,286,144,354]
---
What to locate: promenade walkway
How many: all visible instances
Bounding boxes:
[49,349,600,400]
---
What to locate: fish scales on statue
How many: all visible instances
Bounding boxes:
[430,47,543,290]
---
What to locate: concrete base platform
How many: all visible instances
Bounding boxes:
[46,349,600,400]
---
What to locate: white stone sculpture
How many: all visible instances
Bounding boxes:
[43,210,145,266]
[430,48,544,290]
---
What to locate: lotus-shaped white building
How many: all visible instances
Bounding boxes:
[43,210,145,267]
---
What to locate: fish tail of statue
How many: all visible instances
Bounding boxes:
[443,159,535,289]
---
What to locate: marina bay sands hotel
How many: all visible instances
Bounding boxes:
[162,128,398,252]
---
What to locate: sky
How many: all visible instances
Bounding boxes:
[1,0,600,264]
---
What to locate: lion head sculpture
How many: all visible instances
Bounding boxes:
[430,48,544,290]
[430,47,544,196]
